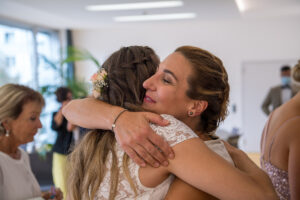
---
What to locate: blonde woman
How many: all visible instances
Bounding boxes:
[0,84,62,200]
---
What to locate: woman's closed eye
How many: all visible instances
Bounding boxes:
[30,117,36,121]
[162,74,174,85]
[30,116,37,121]
[162,78,172,84]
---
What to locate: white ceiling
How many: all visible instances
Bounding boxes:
[0,0,299,29]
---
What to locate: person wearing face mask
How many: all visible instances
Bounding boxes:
[262,65,297,115]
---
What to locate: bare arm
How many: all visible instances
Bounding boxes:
[223,141,277,196]
[164,139,278,200]
[62,98,174,167]
[165,178,217,200]
[62,98,120,129]
[53,108,64,126]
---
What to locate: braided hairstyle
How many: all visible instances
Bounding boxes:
[175,46,230,134]
[68,46,159,200]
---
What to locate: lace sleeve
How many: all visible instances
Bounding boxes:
[150,114,198,147]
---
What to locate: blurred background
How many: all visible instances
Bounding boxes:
[0,0,299,185]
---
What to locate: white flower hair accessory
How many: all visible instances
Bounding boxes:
[90,68,108,98]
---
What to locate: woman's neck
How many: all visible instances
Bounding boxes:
[180,117,212,140]
[0,137,20,158]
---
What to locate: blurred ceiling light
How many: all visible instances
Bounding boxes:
[114,13,196,22]
[86,1,184,11]
[235,0,248,12]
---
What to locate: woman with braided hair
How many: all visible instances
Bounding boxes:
[65,46,277,199]
[260,60,300,200]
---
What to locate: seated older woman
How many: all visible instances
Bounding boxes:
[0,84,62,200]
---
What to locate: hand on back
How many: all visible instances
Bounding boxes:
[113,111,174,167]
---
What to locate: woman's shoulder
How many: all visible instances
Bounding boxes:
[150,114,198,147]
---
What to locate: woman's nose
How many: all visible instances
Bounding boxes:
[143,75,154,90]
[37,118,42,128]
[143,74,156,90]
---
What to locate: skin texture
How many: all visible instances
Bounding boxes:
[261,91,300,200]
[63,52,278,199]
[1,101,43,155]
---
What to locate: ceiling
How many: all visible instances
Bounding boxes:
[0,0,299,29]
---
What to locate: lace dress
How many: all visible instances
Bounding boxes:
[94,114,233,200]
[94,114,197,199]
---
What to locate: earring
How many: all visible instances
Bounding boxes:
[188,111,194,116]
[5,130,10,137]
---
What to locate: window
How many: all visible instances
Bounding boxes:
[0,24,35,87]
[4,32,14,43]
[0,22,62,153]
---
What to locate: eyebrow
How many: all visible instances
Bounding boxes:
[163,69,178,81]
[30,111,40,115]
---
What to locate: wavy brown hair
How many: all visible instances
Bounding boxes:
[175,46,230,134]
[67,46,159,200]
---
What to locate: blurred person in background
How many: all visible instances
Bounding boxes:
[0,84,62,200]
[51,87,76,198]
[260,60,300,199]
[262,65,297,115]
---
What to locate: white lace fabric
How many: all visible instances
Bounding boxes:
[94,114,198,200]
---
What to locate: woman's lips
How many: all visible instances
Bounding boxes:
[144,95,156,103]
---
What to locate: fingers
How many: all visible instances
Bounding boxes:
[144,112,169,126]
[122,146,146,167]
[148,133,174,160]
[222,140,236,154]
[132,143,160,167]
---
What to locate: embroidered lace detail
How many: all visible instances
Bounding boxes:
[262,161,290,200]
[95,114,198,199]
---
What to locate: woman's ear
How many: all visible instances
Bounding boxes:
[188,100,208,117]
[1,119,11,131]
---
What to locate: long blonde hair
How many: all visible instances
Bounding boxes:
[67,46,159,200]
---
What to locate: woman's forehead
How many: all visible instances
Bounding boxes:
[22,101,42,114]
[160,52,192,79]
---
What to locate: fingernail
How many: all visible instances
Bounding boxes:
[141,163,146,167]
[154,163,160,167]
[163,161,169,167]
[169,153,174,159]
[163,119,169,124]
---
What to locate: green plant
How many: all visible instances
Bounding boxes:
[39,46,100,98]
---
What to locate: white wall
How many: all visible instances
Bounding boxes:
[72,17,300,151]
